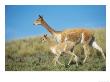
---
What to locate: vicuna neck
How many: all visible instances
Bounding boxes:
[42,20,56,35]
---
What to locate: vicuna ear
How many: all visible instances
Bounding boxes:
[44,34,47,37]
[39,15,42,18]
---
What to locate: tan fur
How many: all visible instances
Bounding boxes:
[33,16,94,44]
[41,35,78,66]
[61,29,94,44]
[34,15,57,34]
[34,16,105,63]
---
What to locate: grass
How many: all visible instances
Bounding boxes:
[5,28,106,71]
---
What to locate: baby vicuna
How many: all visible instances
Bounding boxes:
[41,34,78,66]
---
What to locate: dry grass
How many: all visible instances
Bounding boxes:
[5,28,106,71]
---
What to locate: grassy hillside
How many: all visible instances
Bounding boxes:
[5,28,106,71]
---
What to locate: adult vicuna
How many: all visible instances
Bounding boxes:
[33,15,105,63]
[41,34,78,66]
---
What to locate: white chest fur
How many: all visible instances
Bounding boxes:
[54,33,61,43]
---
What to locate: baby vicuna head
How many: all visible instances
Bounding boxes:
[41,34,48,43]
[41,34,55,45]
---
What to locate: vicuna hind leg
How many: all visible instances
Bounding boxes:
[92,41,105,59]
[83,44,90,63]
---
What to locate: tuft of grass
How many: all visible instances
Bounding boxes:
[5,28,106,71]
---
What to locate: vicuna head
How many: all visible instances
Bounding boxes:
[33,15,43,26]
[41,34,48,43]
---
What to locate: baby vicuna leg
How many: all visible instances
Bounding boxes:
[67,51,78,67]
[52,54,64,66]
